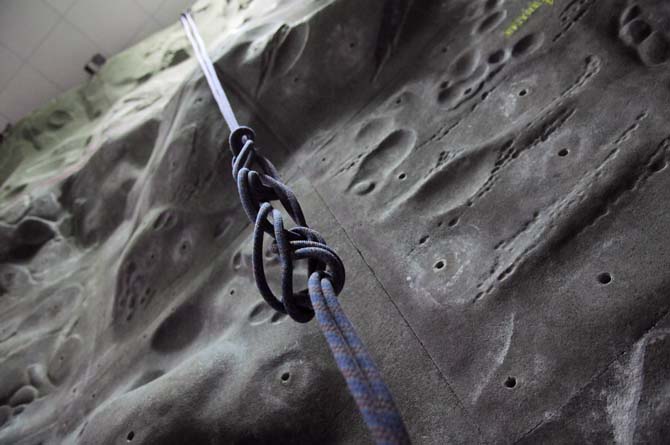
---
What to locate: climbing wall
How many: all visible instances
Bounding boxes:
[1,0,669,443]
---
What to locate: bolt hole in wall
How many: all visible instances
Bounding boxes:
[434,260,446,271]
[280,372,290,383]
[504,376,517,388]
[518,89,528,97]
[127,431,135,442]
[558,148,569,157]
[649,158,666,172]
[398,172,407,180]
[488,49,505,64]
[597,272,612,285]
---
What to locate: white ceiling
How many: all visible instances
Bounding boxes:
[0,0,194,129]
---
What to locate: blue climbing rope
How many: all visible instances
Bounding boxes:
[180,12,410,445]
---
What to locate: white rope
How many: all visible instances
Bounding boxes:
[180,11,240,131]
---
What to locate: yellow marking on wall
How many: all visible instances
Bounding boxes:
[504,0,554,37]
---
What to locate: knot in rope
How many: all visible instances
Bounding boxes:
[229,127,346,323]
[228,127,410,444]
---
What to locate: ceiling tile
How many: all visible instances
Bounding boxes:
[154,0,194,27]
[66,0,148,55]
[44,0,77,15]
[137,0,165,14]
[130,17,164,45]
[0,0,60,59]
[30,21,98,91]
[0,45,22,91]
[0,65,60,122]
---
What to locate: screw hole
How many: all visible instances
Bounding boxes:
[558,148,569,157]
[127,431,135,442]
[649,159,666,172]
[488,49,505,64]
[281,372,290,383]
[504,376,517,388]
[597,272,612,285]
[519,89,528,97]
[398,172,407,180]
[434,260,446,271]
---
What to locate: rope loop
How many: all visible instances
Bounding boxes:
[229,125,256,156]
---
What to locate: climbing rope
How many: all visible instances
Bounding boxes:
[180,12,410,445]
